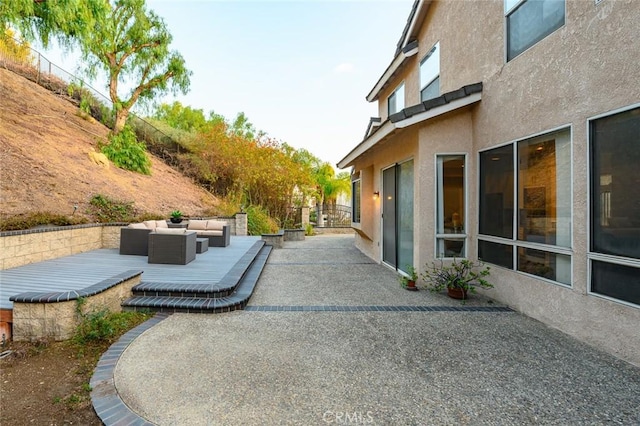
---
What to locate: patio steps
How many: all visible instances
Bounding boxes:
[121,241,272,314]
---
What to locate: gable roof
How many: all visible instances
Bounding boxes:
[366,0,433,102]
[338,83,482,169]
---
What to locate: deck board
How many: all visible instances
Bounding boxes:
[0,236,260,310]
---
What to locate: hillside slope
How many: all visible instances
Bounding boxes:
[0,68,217,220]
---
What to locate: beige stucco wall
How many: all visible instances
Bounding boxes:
[352,127,420,263]
[416,108,476,267]
[349,0,640,366]
[469,0,640,366]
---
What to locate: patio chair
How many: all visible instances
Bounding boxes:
[148,229,198,265]
[119,220,169,255]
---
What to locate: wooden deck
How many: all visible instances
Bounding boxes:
[0,236,261,310]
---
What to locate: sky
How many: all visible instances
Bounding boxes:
[37,0,414,169]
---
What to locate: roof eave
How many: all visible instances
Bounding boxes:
[365,54,407,103]
[365,0,432,103]
[338,83,483,169]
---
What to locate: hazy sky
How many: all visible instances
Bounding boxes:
[39,0,413,168]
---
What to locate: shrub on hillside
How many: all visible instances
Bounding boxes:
[100,126,151,175]
[88,194,137,222]
[0,212,88,231]
[134,117,195,148]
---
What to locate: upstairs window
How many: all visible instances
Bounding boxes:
[506,0,565,61]
[420,42,440,102]
[388,82,405,116]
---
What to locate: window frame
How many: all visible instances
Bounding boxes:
[505,0,566,62]
[420,42,440,102]
[586,103,640,308]
[477,125,573,287]
[351,178,361,224]
[387,82,405,116]
[434,153,468,259]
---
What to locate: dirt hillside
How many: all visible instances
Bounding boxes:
[0,67,217,220]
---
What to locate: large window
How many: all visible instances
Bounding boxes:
[420,42,440,102]
[388,82,405,116]
[506,0,565,61]
[436,155,466,258]
[479,128,571,285]
[589,106,640,306]
[352,179,361,224]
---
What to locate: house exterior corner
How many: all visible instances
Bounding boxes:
[339,0,640,366]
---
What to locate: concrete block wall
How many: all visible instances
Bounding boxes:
[234,212,248,236]
[0,225,115,270]
[11,274,141,341]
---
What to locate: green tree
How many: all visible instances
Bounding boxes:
[153,101,209,132]
[312,162,351,226]
[0,0,109,48]
[81,0,191,133]
[326,171,351,204]
[230,112,262,141]
[0,27,33,64]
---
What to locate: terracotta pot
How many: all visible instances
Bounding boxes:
[405,280,418,291]
[447,287,467,300]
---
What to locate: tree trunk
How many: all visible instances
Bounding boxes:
[113,108,130,133]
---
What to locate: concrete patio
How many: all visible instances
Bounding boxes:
[94,234,640,425]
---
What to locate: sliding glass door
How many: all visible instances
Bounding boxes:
[382,160,414,273]
[382,167,397,268]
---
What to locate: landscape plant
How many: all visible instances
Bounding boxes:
[87,194,137,222]
[421,258,493,299]
[99,125,151,174]
[73,298,151,345]
[245,204,278,235]
[305,223,315,236]
[399,264,419,290]
[0,212,88,231]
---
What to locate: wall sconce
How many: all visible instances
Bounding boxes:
[373,191,380,200]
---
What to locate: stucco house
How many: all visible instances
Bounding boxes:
[338,0,640,366]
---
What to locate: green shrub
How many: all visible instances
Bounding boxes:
[73,299,152,345]
[0,212,88,231]
[133,212,165,222]
[245,204,278,235]
[88,194,136,222]
[305,223,315,236]
[100,125,151,175]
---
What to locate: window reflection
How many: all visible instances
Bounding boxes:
[517,132,571,248]
[438,156,465,234]
[518,247,571,285]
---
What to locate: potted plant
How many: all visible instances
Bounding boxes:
[399,265,419,291]
[421,258,492,300]
[170,210,183,224]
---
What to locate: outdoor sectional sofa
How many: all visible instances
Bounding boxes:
[119,220,169,255]
[120,219,230,256]
[187,219,230,247]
